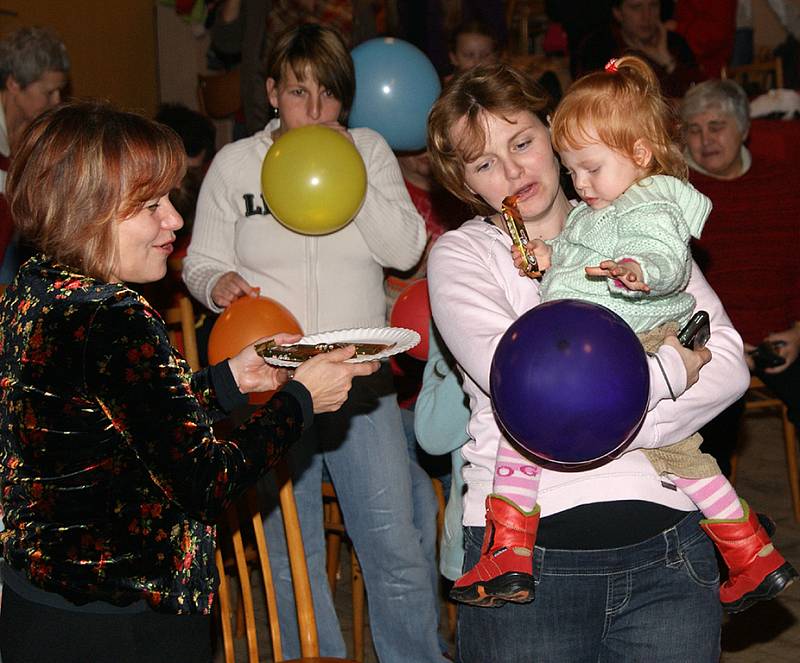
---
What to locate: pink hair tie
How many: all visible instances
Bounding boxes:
[605,59,618,73]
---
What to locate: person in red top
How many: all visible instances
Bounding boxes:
[681,78,800,473]
[667,0,737,78]
[385,148,467,442]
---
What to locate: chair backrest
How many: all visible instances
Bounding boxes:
[722,58,784,95]
[217,461,350,662]
[163,295,200,371]
[197,68,242,119]
[744,375,784,412]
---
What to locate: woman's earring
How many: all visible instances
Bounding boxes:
[272,106,279,118]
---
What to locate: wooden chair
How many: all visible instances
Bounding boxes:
[163,295,200,371]
[722,58,784,95]
[732,376,800,523]
[322,482,366,662]
[197,68,242,119]
[431,478,457,640]
[217,463,359,663]
[323,477,456,660]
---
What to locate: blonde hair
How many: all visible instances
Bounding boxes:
[8,101,185,281]
[427,62,552,215]
[551,55,687,180]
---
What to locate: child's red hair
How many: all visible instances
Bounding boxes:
[551,55,687,180]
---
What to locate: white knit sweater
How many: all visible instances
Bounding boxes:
[183,119,426,334]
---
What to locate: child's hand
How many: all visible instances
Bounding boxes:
[511,240,551,277]
[585,259,651,293]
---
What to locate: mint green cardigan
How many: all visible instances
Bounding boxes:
[541,175,711,331]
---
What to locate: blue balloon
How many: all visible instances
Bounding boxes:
[350,38,441,151]
[490,300,650,468]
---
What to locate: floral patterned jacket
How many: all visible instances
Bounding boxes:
[0,255,310,614]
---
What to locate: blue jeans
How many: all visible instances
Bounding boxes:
[457,511,721,663]
[400,406,449,654]
[261,367,446,662]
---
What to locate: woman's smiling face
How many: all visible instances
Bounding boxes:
[111,195,183,284]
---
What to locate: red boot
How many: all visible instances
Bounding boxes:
[700,500,798,613]
[450,495,539,608]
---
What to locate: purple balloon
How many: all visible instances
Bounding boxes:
[490,299,649,467]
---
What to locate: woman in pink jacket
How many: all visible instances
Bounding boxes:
[426,62,751,662]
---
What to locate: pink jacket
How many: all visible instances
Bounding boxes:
[428,217,750,526]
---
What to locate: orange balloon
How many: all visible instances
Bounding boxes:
[208,296,303,404]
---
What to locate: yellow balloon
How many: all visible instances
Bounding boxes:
[261,125,368,235]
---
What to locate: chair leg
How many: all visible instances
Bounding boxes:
[326,530,343,596]
[782,407,800,523]
[324,488,344,596]
[215,548,236,663]
[352,549,365,662]
[446,599,457,641]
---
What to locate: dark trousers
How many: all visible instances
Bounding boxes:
[0,585,212,663]
[758,359,800,428]
[698,396,746,478]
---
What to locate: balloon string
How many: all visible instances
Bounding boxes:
[647,351,676,401]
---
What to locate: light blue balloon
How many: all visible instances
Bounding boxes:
[350,38,442,151]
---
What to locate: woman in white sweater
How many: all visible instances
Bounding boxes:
[426,62,750,662]
[183,23,447,663]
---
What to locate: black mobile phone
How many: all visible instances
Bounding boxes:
[749,341,787,370]
[678,311,711,350]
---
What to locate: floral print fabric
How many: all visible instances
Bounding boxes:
[0,255,304,614]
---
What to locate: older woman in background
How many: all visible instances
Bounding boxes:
[0,26,70,282]
[680,79,800,474]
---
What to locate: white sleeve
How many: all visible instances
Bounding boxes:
[182,152,240,312]
[427,229,529,395]
[351,130,426,271]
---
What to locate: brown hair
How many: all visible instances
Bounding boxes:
[265,23,354,125]
[7,101,185,281]
[551,55,686,180]
[427,62,552,215]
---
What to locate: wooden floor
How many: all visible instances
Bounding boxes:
[220,413,800,662]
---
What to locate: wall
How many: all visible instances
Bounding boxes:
[753,0,800,54]
[0,0,158,115]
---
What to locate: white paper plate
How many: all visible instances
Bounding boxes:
[261,327,421,367]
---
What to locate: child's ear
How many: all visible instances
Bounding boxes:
[632,139,653,169]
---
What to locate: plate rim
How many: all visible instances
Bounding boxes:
[260,326,421,367]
